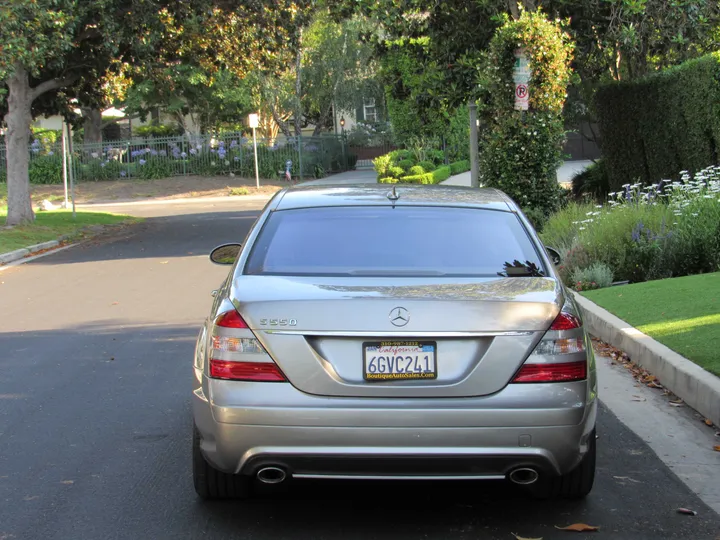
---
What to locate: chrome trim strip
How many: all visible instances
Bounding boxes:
[292,473,507,481]
[260,330,533,337]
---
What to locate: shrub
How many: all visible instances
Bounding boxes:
[426,149,446,165]
[408,165,426,176]
[372,153,392,178]
[134,123,181,138]
[572,160,610,200]
[432,165,452,183]
[478,10,574,224]
[450,160,471,175]
[229,186,249,196]
[388,149,412,161]
[594,52,720,190]
[28,155,63,184]
[418,160,436,172]
[379,177,398,184]
[397,159,415,171]
[570,262,614,291]
[388,166,405,179]
[397,165,452,185]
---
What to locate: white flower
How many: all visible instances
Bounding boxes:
[579,227,586,230]
[91,152,99,159]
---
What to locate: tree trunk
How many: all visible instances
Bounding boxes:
[4,65,35,225]
[81,107,103,145]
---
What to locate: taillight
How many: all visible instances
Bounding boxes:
[549,312,581,330]
[512,361,587,383]
[210,360,286,382]
[215,310,249,328]
[512,307,587,384]
[209,309,286,382]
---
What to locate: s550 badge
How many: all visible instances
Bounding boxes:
[260,318,297,327]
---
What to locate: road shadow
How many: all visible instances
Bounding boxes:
[23,209,260,266]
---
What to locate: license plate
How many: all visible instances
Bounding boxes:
[363,341,437,381]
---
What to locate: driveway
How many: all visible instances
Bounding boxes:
[0,199,718,540]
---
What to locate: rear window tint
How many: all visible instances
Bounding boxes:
[244,206,544,277]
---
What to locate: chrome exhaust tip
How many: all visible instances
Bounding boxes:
[508,467,539,485]
[256,466,287,484]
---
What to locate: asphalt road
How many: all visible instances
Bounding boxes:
[1,200,719,540]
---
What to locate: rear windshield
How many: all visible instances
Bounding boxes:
[244,206,544,277]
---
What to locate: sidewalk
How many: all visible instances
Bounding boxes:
[441,160,593,187]
[299,168,377,186]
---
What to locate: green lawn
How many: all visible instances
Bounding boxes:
[0,210,138,255]
[583,273,720,376]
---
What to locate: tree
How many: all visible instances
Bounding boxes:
[478,10,574,226]
[249,12,380,140]
[120,66,254,135]
[1,0,313,225]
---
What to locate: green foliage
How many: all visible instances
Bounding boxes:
[594,53,720,190]
[450,160,471,175]
[379,177,397,184]
[397,165,452,185]
[388,166,405,179]
[418,160,436,172]
[396,159,415,171]
[572,160,609,200]
[134,123,181,138]
[379,39,471,150]
[388,149,412,161]
[570,262,614,292]
[28,155,62,184]
[408,165,426,176]
[372,154,392,177]
[478,11,574,226]
[542,166,720,285]
[229,187,249,196]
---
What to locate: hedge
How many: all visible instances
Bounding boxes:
[594,52,720,191]
[450,160,471,174]
[380,165,452,184]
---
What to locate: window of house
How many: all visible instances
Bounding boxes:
[363,98,377,124]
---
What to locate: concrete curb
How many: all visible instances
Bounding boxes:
[573,291,720,426]
[0,239,61,265]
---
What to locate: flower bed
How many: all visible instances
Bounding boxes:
[542,165,720,290]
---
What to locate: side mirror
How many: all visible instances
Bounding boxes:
[545,247,562,266]
[210,243,242,265]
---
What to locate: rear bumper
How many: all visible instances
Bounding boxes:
[192,379,597,479]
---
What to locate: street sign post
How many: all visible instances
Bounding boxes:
[248,113,260,189]
[513,49,531,111]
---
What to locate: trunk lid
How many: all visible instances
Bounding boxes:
[232,276,562,398]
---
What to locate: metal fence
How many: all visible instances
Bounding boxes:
[0,132,356,184]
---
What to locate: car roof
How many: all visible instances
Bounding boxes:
[272,184,515,212]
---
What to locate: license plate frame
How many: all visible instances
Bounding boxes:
[362,341,437,382]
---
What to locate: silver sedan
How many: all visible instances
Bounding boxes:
[192,184,597,500]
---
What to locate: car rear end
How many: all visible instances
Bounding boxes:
[192,186,597,498]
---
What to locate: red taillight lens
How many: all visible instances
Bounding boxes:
[512,361,587,383]
[210,360,286,382]
[550,312,581,330]
[215,310,249,328]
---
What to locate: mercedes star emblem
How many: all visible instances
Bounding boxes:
[389,307,410,327]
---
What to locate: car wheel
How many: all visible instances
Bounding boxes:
[193,426,251,500]
[531,429,596,500]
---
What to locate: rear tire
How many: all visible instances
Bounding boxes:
[531,428,596,500]
[193,426,251,500]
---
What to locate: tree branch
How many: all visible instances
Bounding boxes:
[31,75,79,100]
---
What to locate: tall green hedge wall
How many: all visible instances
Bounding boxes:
[594,52,720,189]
